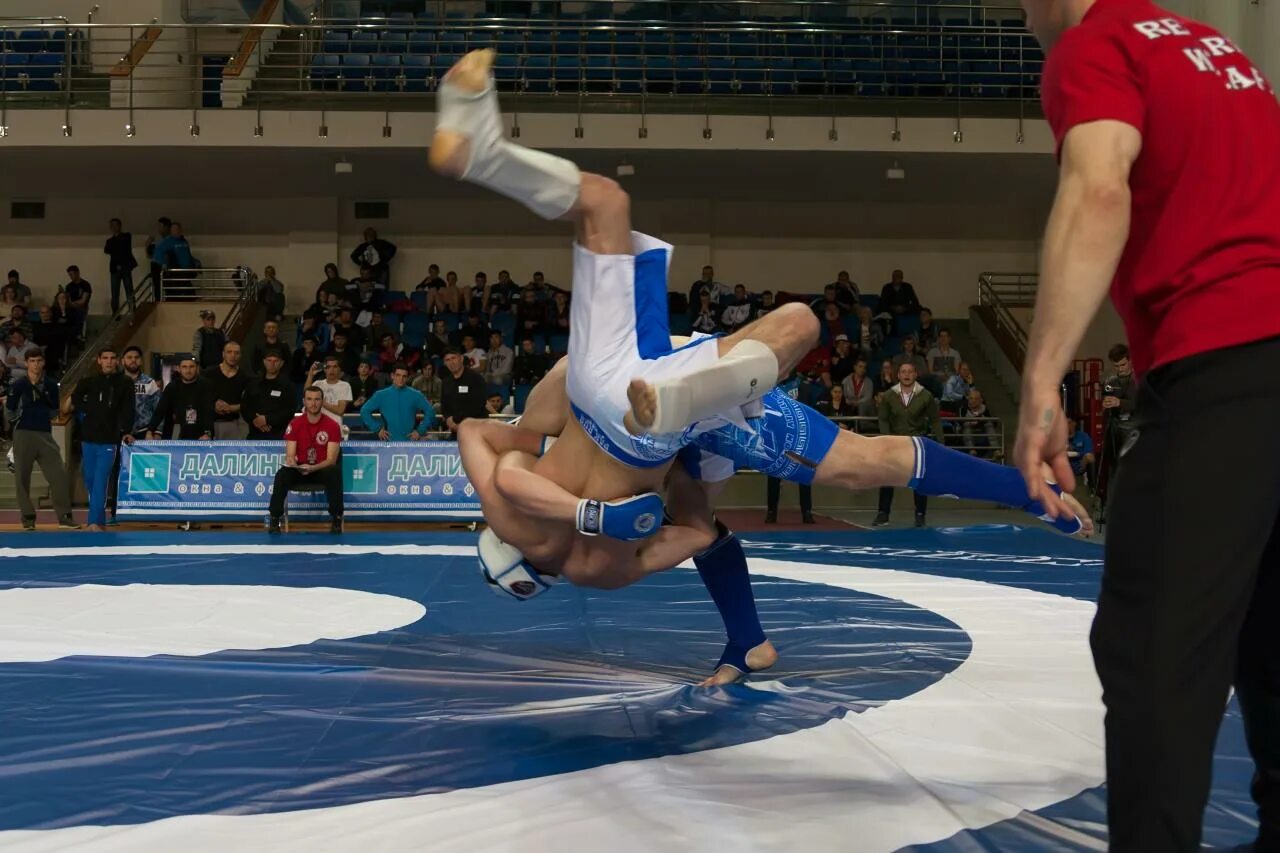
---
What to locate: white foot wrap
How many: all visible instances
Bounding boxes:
[644,339,779,435]
[436,77,581,220]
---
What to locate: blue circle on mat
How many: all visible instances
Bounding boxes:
[0,544,968,830]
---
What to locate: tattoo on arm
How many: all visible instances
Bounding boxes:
[1040,408,1056,432]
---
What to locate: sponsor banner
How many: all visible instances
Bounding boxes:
[117,440,482,521]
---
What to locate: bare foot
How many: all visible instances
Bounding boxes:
[427,49,496,179]
[623,378,656,436]
[697,640,779,687]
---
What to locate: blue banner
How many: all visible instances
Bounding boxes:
[117,441,481,521]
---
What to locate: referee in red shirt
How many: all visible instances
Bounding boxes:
[268,386,344,534]
[1013,2,1280,850]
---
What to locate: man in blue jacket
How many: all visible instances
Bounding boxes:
[361,363,435,441]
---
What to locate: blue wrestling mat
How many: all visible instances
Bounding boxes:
[0,527,1256,851]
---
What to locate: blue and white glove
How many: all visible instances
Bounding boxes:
[575,493,664,540]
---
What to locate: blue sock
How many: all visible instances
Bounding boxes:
[908,437,1083,535]
[694,521,767,662]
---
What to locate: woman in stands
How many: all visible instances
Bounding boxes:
[873,358,896,407]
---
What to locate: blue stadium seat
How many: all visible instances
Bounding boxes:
[769,58,796,95]
[552,29,581,55]
[371,54,402,91]
[795,58,825,94]
[339,54,373,91]
[615,55,643,93]
[437,31,467,55]
[828,59,855,94]
[380,32,407,53]
[642,32,672,57]
[401,313,429,349]
[553,55,581,90]
[674,55,704,94]
[522,55,552,92]
[407,31,435,54]
[493,54,521,91]
[853,59,887,96]
[492,30,524,54]
[384,291,408,306]
[548,333,569,355]
[526,31,555,55]
[410,290,428,311]
[890,16,916,30]
[431,52,456,78]
[707,57,733,94]
[1,53,28,92]
[645,55,674,93]
[584,54,613,92]
[18,30,48,53]
[583,30,612,55]
[402,54,432,91]
[491,312,516,345]
[513,383,534,414]
[783,33,818,59]
[728,33,759,57]
[322,31,349,54]
[350,31,380,54]
[839,35,879,61]
[735,58,765,94]
[614,30,644,59]
[309,54,339,88]
[908,59,945,94]
[673,32,701,56]
[943,15,973,28]
[382,312,403,334]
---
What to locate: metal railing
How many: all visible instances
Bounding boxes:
[0,5,1044,121]
[976,272,1035,370]
[55,272,159,409]
[159,266,257,304]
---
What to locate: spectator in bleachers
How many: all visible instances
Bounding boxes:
[796,342,832,403]
[203,342,250,441]
[830,270,861,309]
[1067,416,1097,488]
[193,310,226,370]
[691,288,721,334]
[926,328,962,386]
[547,290,571,342]
[488,269,519,314]
[819,302,852,347]
[367,310,397,349]
[351,264,384,312]
[917,307,939,351]
[469,272,489,316]
[104,218,138,314]
[253,319,291,374]
[6,269,32,307]
[688,265,729,316]
[842,357,876,420]
[873,357,897,408]
[5,326,37,381]
[298,303,332,351]
[829,335,857,386]
[242,350,296,440]
[257,265,286,321]
[892,335,928,377]
[515,287,545,343]
[147,357,213,440]
[435,270,466,314]
[0,285,20,315]
[328,331,361,378]
[440,346,488,439]
[1102,342,1137,482]
[378,331,420,374]
[484,330,514,394]
[145,217,171,291]
[852,305,883,364]
[267,387,343,536]
[941,361,976,414]
[332,306,366,353]
[307,356,352,426]
[461,334,487,373]
[879,269,922,318]
[528,270,564,301]
[350,226,397,287]
[455,312,492,349]
[291,336,321,389]
[412,361,443,409]
[485,393,514,416]
[1,305,32,343]
[960,388,998,459]
[350,360,382,413]
[513,335,548,388]
[63,265,92,337]
[875,362,943,528]
[7,348,78,530]
[754,290,775,321]
[153,221,197,301]
[33,306,67,374]
[426,318,451,363]
[720,284,754,333]
[363,362,434,442]
[810,284,843,319]
[318,262,349,303]
[415,263,445,293]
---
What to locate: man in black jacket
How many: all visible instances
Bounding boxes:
[103,218,137,314]
[439,346,488,439]
[203,341,251,440]
[148,357,214,440]
[512,336,548,387]
[6,347,79,530]
[62,347,135,531]
[350,227,397,287]
[242,351,297,440]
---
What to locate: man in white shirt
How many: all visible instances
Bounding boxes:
[305,356,353,426]
[4,327,37,381]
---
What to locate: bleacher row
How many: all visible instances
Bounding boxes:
[356,290,571,353]
[0,30,73,93]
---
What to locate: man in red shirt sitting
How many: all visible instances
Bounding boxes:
[268,386,343,534]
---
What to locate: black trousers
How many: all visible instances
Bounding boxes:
[1094,335,1280,852]
[268,465,343,519]
[878,486,927,517]
[766,476,810,514]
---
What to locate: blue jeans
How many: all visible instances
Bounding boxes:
[82,442,118,527]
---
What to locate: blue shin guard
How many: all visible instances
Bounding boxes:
[908,437,1083,535]
[694,520,770,678]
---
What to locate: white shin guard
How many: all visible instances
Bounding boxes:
[436,77,581,220]
[644,339,780,435]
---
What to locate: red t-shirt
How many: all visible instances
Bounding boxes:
[1041,0,1280,375]
[284,413,341,466]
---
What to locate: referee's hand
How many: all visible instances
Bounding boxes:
[1014,385,1076,519]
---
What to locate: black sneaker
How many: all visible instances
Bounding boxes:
[801,512,816,525]
[915,514,927,528]
[764,511,777,524]
[329,517,343,535]
[871,512,890,527]
[58,516,81,530]
[21,516,35,531]
[267,516,283,535]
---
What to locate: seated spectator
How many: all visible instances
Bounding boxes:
[688,265,729,316]
[460,334,487,373]
[873,358,897,408]
[0,284,20,314]
[328,331,361,378]
[917,307,939,351]
[193,310,226,370]
[796,343,831,402]
[830,270,861,309]
[528,270,564,301]
[415,262,445,293]
[317,262,349,303]
[515,287,545,342]
[819,302,853,348]
[307,356,352,426]
[879,269,921,317]
[363,362,435,441]
[4,326,37,380]
[351,264,384,312]
[6,269,32,306]
[487,269,519,314]
[440,346,489,438]
[253,319,291,372]
[367,310,396,348]
[332,307,366,352]
[268,386,343,535]
[690,289,721,334]
[63,265,93,336]
[941,361,976,414]
[469,272,489,316]
[434,270,466,315]
[412,360,443,408]
[829,335,857,386]
[512,336,548,388]
[425,318,452,363]
[1067,416,1097,486]
[484,330,514,395]
[547,290,571,341]
[719,284,754,333]
[291,336,322,387]
[841,357,876,421]
[892,336,928,377]
[203,341,251,440]
[810,284,843,318]
[754,290,775,321]
[255,265,286,321]
[147,357,213,440]
[242,351,297,440]
[350,360,382,413]
[926,328,962,384]
[453,312,492,350]
[485,392,514,416]
[297,304,331,351]
[854,305,884,361]
[350,226,397,287]
[0,305,32,342]
[960,388,999,459]
[32,306,67,374]
[377,331,420,373]
[48,292,78,364]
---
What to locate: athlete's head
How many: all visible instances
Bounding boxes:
[1020,0,1093,52]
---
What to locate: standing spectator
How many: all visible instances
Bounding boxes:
[874,362,943,527]
[350,227,397,286]
[879,269,921,318]
[754,290,776,321]
[317,262,349,303]
[1101,342,1137,483]
[241,350,297,440]
[830,270,861,309]
[688,265,728,316]
[145,217,171,290]
[257,265,286,321]
[307,356,353,426]
[515,287,545,344]
[1066,416,1096,489]
[362,363,435,441]
[47,293,77,366]
[960,388,998,459]
[415,262,445,293]
[6,269,32,307]
[32,306,66,375]
[267,386,343,535]
[719,284,754,333]
[484,330,514,396]
[829,335,857,386]
[690,289,721,334]
[4,326,36,381]
[412,361,443,408]
[147,357,213,440]
[841,357,876,419]
[348,264,383,312]
[202,342,250,440]
[917,307,939,352]
[941,361,976,414]
[440,346,488,438]
[252,319,292,372]
[765,373,814,525]
[153,221,197,301]
[6,348,79,530]
[350,360,381,413]
[512,336,548,388]
[192,310,226,370]
[120,345,161,440]
[854,304,885,362]
[891,335,928,377]
[926,328,962,383]
[62,347,134,531]
[63,266,93,338]
[103,218,137,314]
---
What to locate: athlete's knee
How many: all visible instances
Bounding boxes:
[560,562,630,590]
[777,302,820,344]
[577,172,630,218]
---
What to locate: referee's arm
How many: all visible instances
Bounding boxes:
[1015,120,1141,506]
